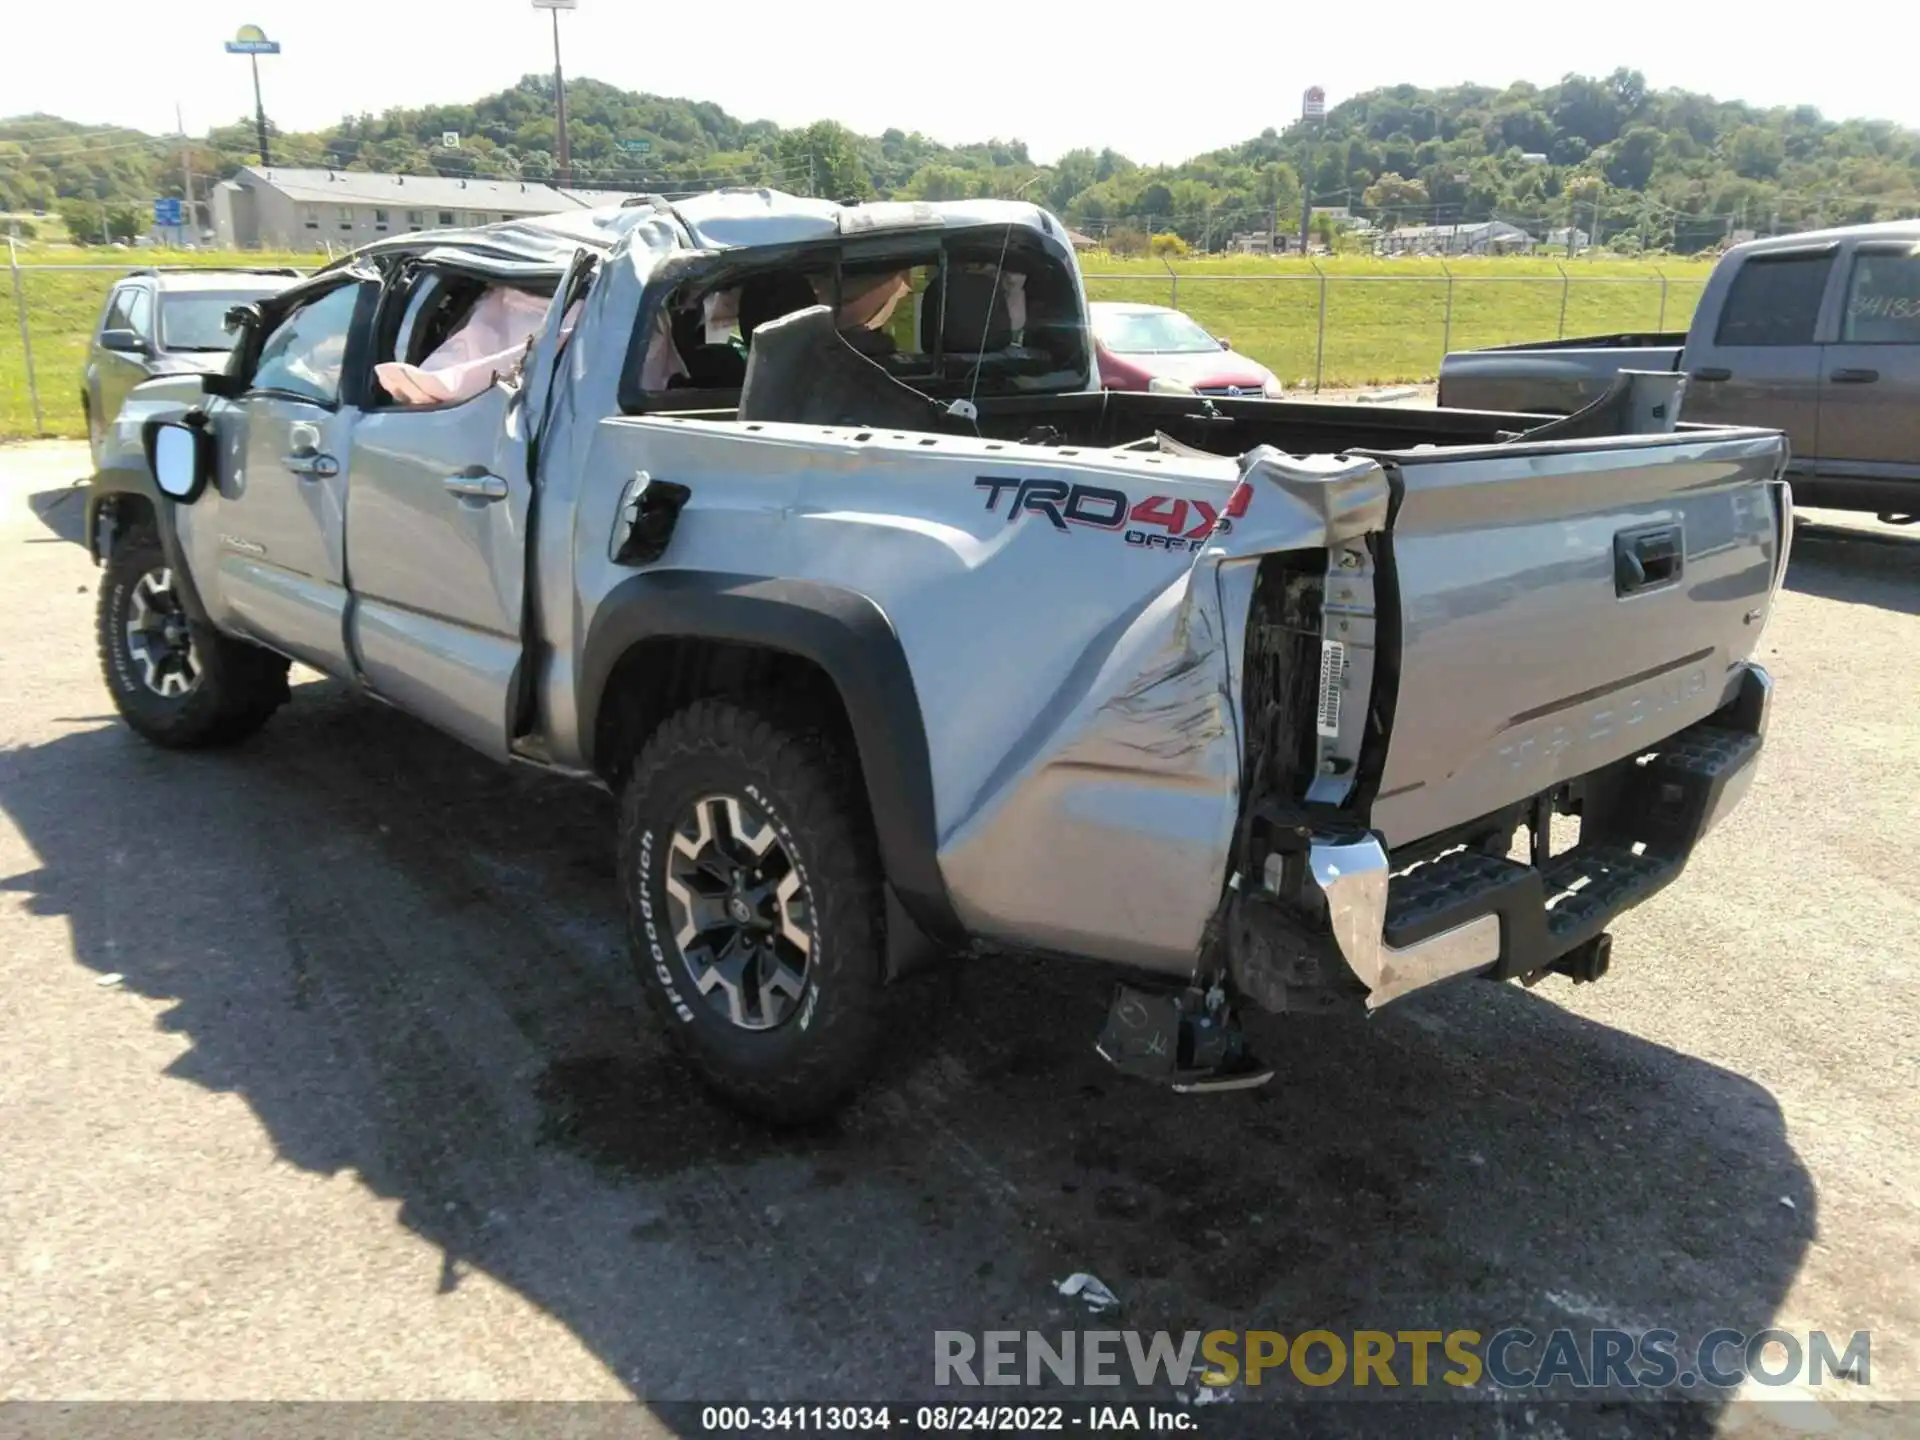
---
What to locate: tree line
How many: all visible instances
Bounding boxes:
[5,68,1919,252]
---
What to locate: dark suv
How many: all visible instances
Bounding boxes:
[83,267,301,463]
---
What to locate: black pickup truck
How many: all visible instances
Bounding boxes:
[1437,221,1920,523]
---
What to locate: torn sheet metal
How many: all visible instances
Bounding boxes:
[937,448,1390,976]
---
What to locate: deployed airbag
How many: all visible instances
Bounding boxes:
[376,286,570,406]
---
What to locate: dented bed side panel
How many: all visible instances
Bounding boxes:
[572,419,1388,974]
[564,411,1782,984]
[931,450,1391,969]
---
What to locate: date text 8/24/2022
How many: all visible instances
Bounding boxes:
[697,1404,1196,1432]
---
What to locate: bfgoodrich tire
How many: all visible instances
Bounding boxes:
[618,697,886,1124]
[97,532,291,749]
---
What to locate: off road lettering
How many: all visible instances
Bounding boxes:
[976,477,1127,532]
[981,478,1234,542]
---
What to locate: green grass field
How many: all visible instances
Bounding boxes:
[1080,252,1714,390]
[2,248,313,442]
[0,246,1716,439]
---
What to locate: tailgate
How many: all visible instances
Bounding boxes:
[1368,428,1787,849]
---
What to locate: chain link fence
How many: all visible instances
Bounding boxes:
[5,259,137,441]
[3,250,1711,439]
[1080,268,1709,392]
[1,249,318,442]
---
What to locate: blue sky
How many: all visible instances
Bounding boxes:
[12,0,1916,166]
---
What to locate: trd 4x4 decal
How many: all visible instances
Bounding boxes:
[974,476,1251,553]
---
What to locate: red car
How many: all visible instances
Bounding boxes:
[1090,301,1284,397]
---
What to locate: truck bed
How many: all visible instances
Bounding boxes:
[588,383,1787,986]
[1436,332,1688,415]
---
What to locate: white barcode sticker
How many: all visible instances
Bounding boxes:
[1316,638,1347,738]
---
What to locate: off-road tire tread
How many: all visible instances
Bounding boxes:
[97,531,290,749]
[618,697,885,1124]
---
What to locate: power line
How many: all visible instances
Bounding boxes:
[1,136,177,163]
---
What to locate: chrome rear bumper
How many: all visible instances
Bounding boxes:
[1301,663,1771,1010]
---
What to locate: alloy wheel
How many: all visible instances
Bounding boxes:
[124,567,202,699]
[663,793,814,1030]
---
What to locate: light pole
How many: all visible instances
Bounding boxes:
[224,25,281,167]
[1297,85,1325,254]
[533,0,577,186]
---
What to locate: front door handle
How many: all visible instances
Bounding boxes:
[1830,367,1879,384]
[1690,366,1731,382]
[1614,523,1683,595]
[444,471,509,502]
[283,451,339,479]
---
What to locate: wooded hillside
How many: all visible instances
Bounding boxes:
[6,68,1917,252]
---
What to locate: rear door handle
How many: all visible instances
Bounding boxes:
[1615,523,1683,595]
[1830,367,1879,384]
[444,471,509,502]
[1690,366,1731,382]
[283,452,339,479]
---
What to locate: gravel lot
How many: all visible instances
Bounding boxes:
[1,440,1915,1434]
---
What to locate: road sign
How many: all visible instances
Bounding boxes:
[531,0,577,8]
[442,131,461,149]
[1302,86,1326,120]
[154,197,183,226]
[617,139,652,152]
[224,23,281,54]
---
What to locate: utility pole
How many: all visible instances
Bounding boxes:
[552,7,571,186]
[177,103,196,245]
[1298,85,1326,254]
[251,55,270,164]
[533,0,577,186]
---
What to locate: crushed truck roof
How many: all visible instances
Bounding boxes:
[323,188,1071,276]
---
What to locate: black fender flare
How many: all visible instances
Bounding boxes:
[579,570,963,951]
[85,458,213,626]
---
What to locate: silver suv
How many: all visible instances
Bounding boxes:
[83,267,300,464]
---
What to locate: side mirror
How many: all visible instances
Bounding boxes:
[100,328,148,355]
[142,411,214,504]
[1217,336,1233,350]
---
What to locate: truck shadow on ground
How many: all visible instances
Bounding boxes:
[25,484,88,548]
[0,683,1814,1434]
[1784,517,1919,616]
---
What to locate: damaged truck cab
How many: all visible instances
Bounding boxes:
[90,189,1788,1121]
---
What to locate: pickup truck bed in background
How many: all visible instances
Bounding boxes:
[1436,332,1687,414]
[1436,221,1920,523]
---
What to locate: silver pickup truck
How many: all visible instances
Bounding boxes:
[87,190,1790,1122]
[1438,221,1920,523]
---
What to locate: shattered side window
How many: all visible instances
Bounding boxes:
[251,284,362,406]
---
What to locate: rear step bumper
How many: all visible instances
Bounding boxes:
[1311,663,1770,1010]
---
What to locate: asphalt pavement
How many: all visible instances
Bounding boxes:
[0,441,1915,1436]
